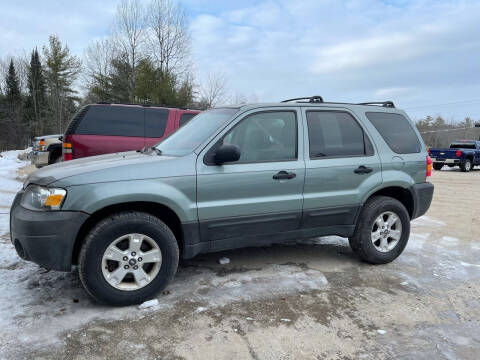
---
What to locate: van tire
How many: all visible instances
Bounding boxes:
[78,211,179,306]
[349,196,410,264]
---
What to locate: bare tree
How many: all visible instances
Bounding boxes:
[83,38,116,82]
[112,0,146,101]
[147,0,190,76]
[199,71,228,108]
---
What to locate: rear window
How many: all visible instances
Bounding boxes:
[179,113,196,127]
[366,112,421,154]
[145,108,168,138]
[450,143,476,149]
[75,106,144,137]
[307,111,374,158]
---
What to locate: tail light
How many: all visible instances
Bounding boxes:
[63,142,73,161]
[456,150,461,157]
[426,155,432,180]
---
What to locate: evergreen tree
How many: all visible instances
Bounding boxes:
[24,48,48,137]
[3,60,24,148]
[43,35,81,133]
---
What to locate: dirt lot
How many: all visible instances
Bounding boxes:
[1,166,480,359]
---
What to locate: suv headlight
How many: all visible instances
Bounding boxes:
[21,186,67,211]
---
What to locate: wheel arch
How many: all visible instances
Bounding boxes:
[363,186,415,219]
[72,201,184,266]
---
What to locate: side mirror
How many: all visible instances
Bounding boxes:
[214,144,241,164]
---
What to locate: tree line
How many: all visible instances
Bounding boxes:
[1,0,478,151]
[0,0,233,151]
[415,116,480,147]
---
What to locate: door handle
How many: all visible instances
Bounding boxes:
[354,166,373,174]
[273,171,296,180]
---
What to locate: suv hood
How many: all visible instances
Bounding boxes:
[24,151,195,187]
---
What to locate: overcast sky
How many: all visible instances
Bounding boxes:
[1,0,480,121]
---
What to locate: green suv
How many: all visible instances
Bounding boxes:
[10,96,434,305]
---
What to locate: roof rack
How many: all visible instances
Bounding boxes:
[281,96,324,103]
[94,101,203,111]
[357,101,395,108]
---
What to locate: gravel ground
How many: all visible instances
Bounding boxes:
[1,159,479,359]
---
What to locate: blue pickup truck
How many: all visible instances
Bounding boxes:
[429,140,480,172]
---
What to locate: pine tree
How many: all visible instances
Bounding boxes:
[24,48,48,137]
[43,35,81,133]
[3,60,23,148]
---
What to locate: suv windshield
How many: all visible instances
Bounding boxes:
[154,108,238,156]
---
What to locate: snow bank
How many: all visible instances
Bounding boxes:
[0,150,29,235]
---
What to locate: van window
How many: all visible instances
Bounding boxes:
[75,106,144,137]
[307,111,373,158]
[145,108,169,137]
[366,112,421,154]
[179,113,196,127]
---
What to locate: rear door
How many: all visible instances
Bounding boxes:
[301,107,382,232]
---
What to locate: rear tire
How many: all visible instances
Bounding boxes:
[79,211,179,306]
[460,159,472,172]
[349,196,410,264]
[433,163,443,171]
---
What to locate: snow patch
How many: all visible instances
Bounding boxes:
[460,261,480,268]
[138,299,159,309]
[411,216,445,227]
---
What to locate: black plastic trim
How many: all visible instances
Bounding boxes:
[10,192,89,271]
[410,182,434,219]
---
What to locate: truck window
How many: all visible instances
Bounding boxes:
[365,112,421,154]
[450,143,476,149]
[75,106,144,137]
[145,108,169,137]
[307,111,373,158]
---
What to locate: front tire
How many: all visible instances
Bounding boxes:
[79,211,179,306]
[460,159,472,172]
[349,196,410,264]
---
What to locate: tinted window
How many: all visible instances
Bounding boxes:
[307,111,372,158]
[145,108,168,138]
[366,112,421,154]
[450,143,475,149]
[179,113,196,127]
[75,106,144,137]
[222,111,297,163]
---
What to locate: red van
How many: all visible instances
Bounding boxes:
[62,103,200,161]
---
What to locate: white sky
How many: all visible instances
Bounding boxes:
[1,0,480,121]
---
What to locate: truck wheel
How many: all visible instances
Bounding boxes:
[349,196,410,264]
[79,211,179,306]
[460,159,472,172]
[433,163,443,171]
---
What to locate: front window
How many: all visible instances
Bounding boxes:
[155,108,238,156]
[221,111,297,163]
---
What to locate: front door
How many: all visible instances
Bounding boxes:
[301,107,383,234]
[196,108,305,247]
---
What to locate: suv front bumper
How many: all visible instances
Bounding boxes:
[9,192,88,271]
